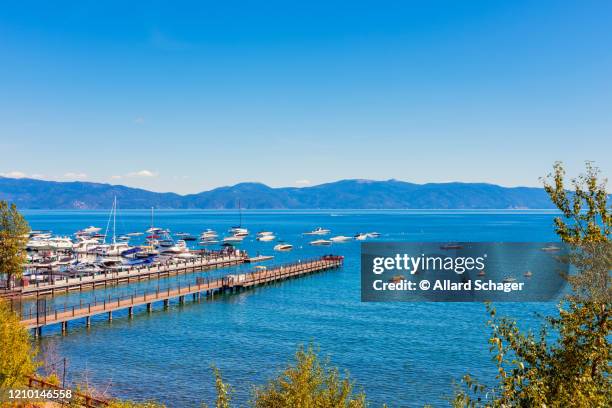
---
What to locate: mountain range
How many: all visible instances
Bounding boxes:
[0,177,555,209]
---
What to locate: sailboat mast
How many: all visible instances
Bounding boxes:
[113,196,117,244]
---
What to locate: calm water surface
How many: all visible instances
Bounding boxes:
[23,210,561,407]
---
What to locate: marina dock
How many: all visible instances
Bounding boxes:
[21,255,343,336]
[15,252,250,298]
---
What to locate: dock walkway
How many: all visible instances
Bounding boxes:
[18,252,249,298]
[22,255,343,335]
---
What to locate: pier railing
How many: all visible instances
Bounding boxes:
[25,375,108,407]
[21,256,343,328]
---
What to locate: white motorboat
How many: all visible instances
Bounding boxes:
[161,240,190,254]
[27,239,52,251]
[199,239,219,245]
[229,227,249,237]
[257,234,276,242]
[126,232,144,237]
[96,242,131,256]
[200,229,218,238]
[223,235,244,244]
[330,235,352,242]
[366,232,381,238]
[48,237,74,250]
[257,231,274,237]
[274,243,293,251]
[79,226,101,235]
[304,227,331,236]
[310,239,332,246]
[354,233,368,241]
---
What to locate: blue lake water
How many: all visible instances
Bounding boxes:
[22,210,562,407]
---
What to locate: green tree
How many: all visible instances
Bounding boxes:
[452,162,611,407]
[0,299,38,389]
[251,344,367,408]
[0,201,30,289]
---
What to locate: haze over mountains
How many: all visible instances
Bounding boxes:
[0,177,555,209]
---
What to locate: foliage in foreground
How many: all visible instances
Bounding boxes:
[452,162,611,407]
[206,345,368,408]
[0,300,38,390]
[0,201,30,289]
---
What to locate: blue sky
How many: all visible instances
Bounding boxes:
[0,1,610,193]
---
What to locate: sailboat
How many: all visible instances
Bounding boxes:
[95,197,130,257]
[227,199,249,236]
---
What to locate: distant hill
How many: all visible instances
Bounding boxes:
[0,177,555,209]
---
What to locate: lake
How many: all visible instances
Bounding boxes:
[22,209,561,407]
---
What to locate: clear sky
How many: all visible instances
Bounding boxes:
[0,1,610,193]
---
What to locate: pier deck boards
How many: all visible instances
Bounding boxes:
[18,253,248,298]
[22,256,343,334]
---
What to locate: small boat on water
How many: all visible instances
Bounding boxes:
[159,239,174,247]
[223,235,244,244]
[304,227,331,236]
[200,229,218,238]
[367,232,381,238]
[199,239,219,245]
[310,239,332,246]
[274,243,293,251]
[78,226,101,235]
[503,276,517,283]
[524,271,533,277]
[330,235,352,242]
[126,232,143,237]
[354,233,368,241]
[230,228,249,237]
[257,234,276,242]
[541,244,561,252]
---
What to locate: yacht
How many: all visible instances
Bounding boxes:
[304,227,331,236]
[229,227,249,237]
[274,243,293,251]
[159,240,174,247]
[79,226,101,235]
[161,240,189,254]
[73,238,100,254]
[330,235,352,242]
[310,239,332,246]
[200,229,218,238]
[95,242,131,256]
[48,237,74,251]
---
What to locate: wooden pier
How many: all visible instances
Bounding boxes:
[21,255,343,336]
[16,252,250,298]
